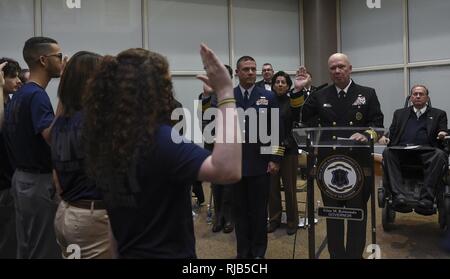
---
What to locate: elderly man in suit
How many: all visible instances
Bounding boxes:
[379,84,448,208]
[301,53,384,259]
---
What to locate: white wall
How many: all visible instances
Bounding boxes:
[0,0,303,116]
[340,0,450,129]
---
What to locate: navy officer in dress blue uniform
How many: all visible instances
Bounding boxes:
[232,56,283,259]
[301,53,383,259]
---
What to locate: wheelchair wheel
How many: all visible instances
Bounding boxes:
[439,190,450,232]
[378,187,386,208]
[382,204,396,231]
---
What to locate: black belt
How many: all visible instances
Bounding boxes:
[67,199,107,210]
[17,168,51,174]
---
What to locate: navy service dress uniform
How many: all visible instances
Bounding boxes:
[199,93,234,232]
[232,85,283,259]
[301,80,383,259]
[268,90,300,233]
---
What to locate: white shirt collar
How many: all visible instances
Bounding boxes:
[413,105,427,115]
[239,85,255,98]
[335,79,353,95]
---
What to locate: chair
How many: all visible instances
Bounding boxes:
[378,95,450,232]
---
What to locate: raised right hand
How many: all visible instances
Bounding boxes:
[293,66,309,92]
[202,83,214,97]
[0,62,7,88]
[196,43,233,100]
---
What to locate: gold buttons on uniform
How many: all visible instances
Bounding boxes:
[332,122,337,126]
[356,112,363,121]
[333,136,337,140]
[349,122,353,126]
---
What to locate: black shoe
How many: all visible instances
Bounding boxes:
[395,196,407,206]
[286,226,297,235]
[418,199,433,208]
[223,222,234,233]
[196,198,204,206]
[254,256,265,259]
[267,222,280,233]
[212,223,223,233]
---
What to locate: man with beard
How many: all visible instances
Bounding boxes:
[3,37,64,258]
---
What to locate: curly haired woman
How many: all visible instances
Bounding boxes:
[84,45,241,258]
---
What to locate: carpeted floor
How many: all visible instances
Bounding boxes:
[193,179,450,259]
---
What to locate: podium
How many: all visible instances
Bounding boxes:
[293,127,384,259]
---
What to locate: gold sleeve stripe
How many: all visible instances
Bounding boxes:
[272,146,286,156]
[202,102,211,112]
[365,129,379,142]
[290,95,305,108]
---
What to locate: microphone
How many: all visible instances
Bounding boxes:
[297,83,328,126]
[315,83,328,91]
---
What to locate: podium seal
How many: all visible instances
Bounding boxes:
[316,155,364,200]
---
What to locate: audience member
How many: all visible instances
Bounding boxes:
[0,58,21,258]
[83,45,241,258]
[19,68,30,83]
[379,85,448,208]
[3,37,63,258]
[51,51,114,258]
[255,63,274,91]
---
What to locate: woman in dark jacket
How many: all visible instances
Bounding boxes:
[267,71,299,235]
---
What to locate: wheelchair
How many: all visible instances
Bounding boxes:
[377,144,450,232]
[377,95,450,232]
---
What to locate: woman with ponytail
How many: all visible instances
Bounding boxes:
[51,51,114,259]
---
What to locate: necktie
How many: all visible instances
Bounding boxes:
[416,110,422,119]
[244,90,249,108]
[338,90,346,99]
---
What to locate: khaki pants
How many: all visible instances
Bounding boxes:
[54,200,113,259]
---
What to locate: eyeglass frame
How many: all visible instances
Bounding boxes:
[411,92,427,97]
[41,52,63,61]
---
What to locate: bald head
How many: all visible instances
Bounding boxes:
[328,53,350,65]
[328,53,352,89]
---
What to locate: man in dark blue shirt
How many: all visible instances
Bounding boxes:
[3,37,64,258]
[0,59,21,258]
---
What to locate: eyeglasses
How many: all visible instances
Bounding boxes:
[43,53,63,61]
